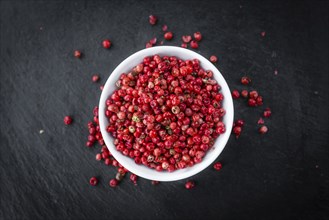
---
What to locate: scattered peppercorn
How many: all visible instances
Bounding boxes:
[89,177,98,186]
[92,74,100,83]
[213,162,222,171]
[74,50,82,58]
[210,55,218,63]
[185,181,195,189]
[102,39,111,49]
[149,15,157,25]
[164,32,173,40]
[64,116,73,125]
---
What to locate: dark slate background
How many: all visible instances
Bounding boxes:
[0,0,328,219]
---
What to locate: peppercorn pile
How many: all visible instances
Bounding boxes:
[105,55,226,172]
[64,14,271,190]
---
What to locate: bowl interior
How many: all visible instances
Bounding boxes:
[99,46,234,181]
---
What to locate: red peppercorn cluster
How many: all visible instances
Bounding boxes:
[232,119,244,138]
[232,77,263,107]
[179,32,202,49]
[104,55,226,172]
[231,75,272,138]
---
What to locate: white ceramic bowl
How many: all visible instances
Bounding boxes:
[99,46,234,181]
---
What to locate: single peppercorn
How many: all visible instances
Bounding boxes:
[182,35,192,43]
[164,32,173,40]
[74,50,82,58]
[185,180,195,189]
[241,90,248,98]
[210,55,218,63]
[89,177,98,186]
[190,40,199,49]
[162,25,168,31]
[149,15,157,25]
[213,162,222,171]
[109,178,119,187]
[232,90,240,99]
[259,125,268,134]
[193,32,202,41]
[241,76,251,85]
[181,43,187,48]
[92,74,100,83]
[64,116,73,125]
[102,39,111,49]
[263,108,272,118]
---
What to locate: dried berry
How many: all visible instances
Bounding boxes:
[241,90,248,98]
[263,108,271,118]
[89,177,98,186]
[232,90,240,99]
[210,55,218,63]
[182,35,192,43]
[104,55,225,172]
[257,117,264,125]
[190,40,199,49]
[259,125,268,134]
[102,39,111,49]
[109,178,119,187]
[185,181,195,189]
[162,25,168,31]
[149,15,157,25]
[74,50,82,58]
[193,32,202,41]
[92,74,100,83]
[164,32,173,40]
[241,76,251,85]
[213,162,222,171]
[64,116,73,125]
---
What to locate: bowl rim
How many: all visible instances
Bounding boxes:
[99,46,234,181]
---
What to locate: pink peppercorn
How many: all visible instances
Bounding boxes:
[182,35,192,43]
[181,43,187,48]
[162,25,168,31]
[149,15,157,25]
[92,74,100,83]
[241,76,251,85]
[109,178,118,187]
[213,162,222,171]
[74,50,82,58]
[185,181,195,189]
[232,90,240,99]
[190,40,199,49]
[89,177,98,186]
[263,108,272,118]
[64,116,73,125]
[102,39,111,49]
[259,125,268,134]
[130,174,138,184]
[193,32,202,41]
[210,55,218,63]
[96,153,102,161]
[257,117,264,125]
[241,90,248,98]
[164,32,173,40]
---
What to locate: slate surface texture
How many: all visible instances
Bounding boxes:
[0,0,328,220]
